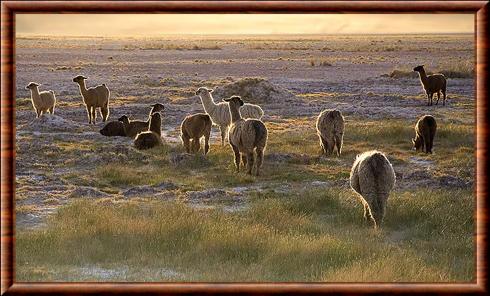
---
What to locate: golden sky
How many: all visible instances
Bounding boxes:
[16,14,474,36]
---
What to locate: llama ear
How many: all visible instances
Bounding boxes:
[223,97,231,102]
[209,89,214,93]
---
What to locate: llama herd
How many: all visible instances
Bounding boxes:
[24,64,445,228]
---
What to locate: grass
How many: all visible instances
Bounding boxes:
[16,115,476,282]
[17,187,474,282]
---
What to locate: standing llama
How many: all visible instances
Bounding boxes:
[413,65,447,106]
[412,115,437,154]
[73,75,110,124]
[316,109,345,156]
[25,82,56,118]
[224,96,268,176]
[350,150,396,229]
[195,87,264,146]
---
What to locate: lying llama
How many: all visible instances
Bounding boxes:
[412,115,437,154]
[350,150,396,229]
[181,113,212,155]
[73,75,110,124]
[316,109,345,156]
[413,65,447,106]
[25,82,56,118]
[134,112,163,150]
[196,87,264,145]
[224,96,268,176]
[118,104,165,138]
[118,115,150,139]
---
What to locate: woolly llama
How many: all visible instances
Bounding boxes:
[224,96,268,176]
[73,75,110,124]
[196,87,264,145]
[25,82,56,118]
[350,150,396,229]
[180,113,212,154]
[412,115,437,154]
[413,65,447,106]
[134,112,163,150]
[316,109,345,156]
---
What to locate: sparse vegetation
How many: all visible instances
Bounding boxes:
[15,34,475,282]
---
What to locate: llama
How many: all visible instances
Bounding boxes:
[224,96,268,176]
[413,65,447,106]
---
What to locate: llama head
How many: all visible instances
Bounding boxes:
[25,82,40,90]
[195,87,212,96]
[412,137,423,151]
[223,96,244,107]
[413,65,425,72]
[117,115,130,124]
[72,75,88,83]
[150,103,165,114]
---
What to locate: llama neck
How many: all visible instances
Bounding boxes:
[229,104,242,123]
[30,87,40,98]
[417,69,429,86]
[77,80,89,97]
[150,118,161,136]
[199,93,217,114]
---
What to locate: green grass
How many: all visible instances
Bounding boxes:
[16,187,474,282]
[16,116,475,282]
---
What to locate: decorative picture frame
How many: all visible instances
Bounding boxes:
[1,0,488,294]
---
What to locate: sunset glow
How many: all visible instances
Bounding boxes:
[16,14,474,36]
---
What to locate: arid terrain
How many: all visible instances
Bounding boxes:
[15,34,475,282]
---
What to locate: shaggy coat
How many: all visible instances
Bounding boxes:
[225,96,268,176]
[412,115,437,154]
[196,87,264,145]
[25,82,56,118]
[413,65,447,106]
[73,75,110,124]
[350,150,396,228]
[316,109,345,156]
[134,112,163,150]
[99,121,126,137]
[181,113,212,154]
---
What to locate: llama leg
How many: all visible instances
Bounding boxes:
[231,144,240,172]
[100,104,109,122]
[219,126,226,146]
[181,133,191,153]
[85,105,92,124]
[91,107,97,124]
[442,89,447,106]
[255,148,264,176]
[241,154,247,166]
[321,137,329,155]
[436,92,440,105]
[334,134,343,156]
[204,134,210,155]
[49,106,55,114]
[319,136,326,155]
[246,152,254,175]
[429,93,434,106]
[35,108,40,118]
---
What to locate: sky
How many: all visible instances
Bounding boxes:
[16,14,474,36]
